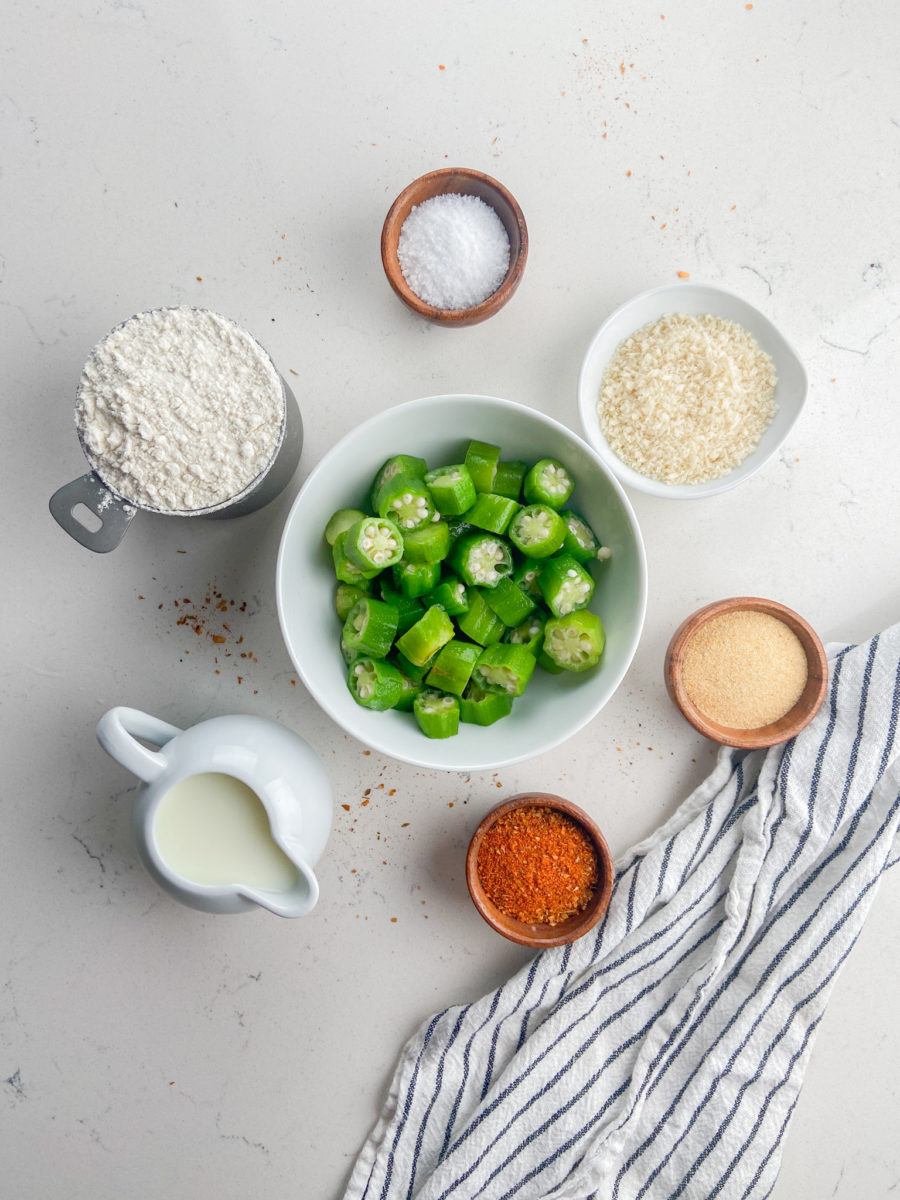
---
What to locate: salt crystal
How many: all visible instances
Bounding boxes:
[397,193,511,310]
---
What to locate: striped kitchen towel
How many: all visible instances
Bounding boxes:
[343,624,900,1200]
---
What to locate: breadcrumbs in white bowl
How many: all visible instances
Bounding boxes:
[577,284,808,499]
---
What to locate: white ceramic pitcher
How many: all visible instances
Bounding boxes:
[97,707,332,917]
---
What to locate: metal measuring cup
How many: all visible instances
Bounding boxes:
[49,309,303,553]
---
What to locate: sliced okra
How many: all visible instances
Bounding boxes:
[341,597,400,659]
[506,613,546,656]
[394,604,455,667]
[371,454,428,502]
[449,532,513,588]
[508,504,567,559]
[401,520,451,564]
[424,576,469,616]
[459,683,513,726]
[392,649,433,683]
[376,474,436,531]
[335,583,371,623]
[523,458,575,509]
[424,464,477,516]
[447,517,476,544]
[471,643,536,697]
[464,439,500,493]
[425,639,481,696]
[413,690,460,739]
[560,509,602,564]
[483,575,537,627]
[538,554,595,617]
[344,516,404,572]
[542,609,606,672]
[378,578,424,634]
[347,657,404,710]
[392,559,441,599]
[462,492,521,536]
[455,587,505,646]
[513,559,543,600]
[394,671,424,713]
[492,459,527,501]
[325,508,366,546]
[333,531,381,586]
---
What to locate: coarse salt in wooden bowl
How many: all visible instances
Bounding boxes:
[381,167,528,327]
[466,793,614,948]
[664,597,829,750]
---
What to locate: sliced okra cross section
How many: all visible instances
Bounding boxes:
[376,474,436,531]
[542,609,606,672]
[394,604,455,667]
[424,576,469,616]
[347,657,405,710]
[523,458,575,509]
[471,642,537,697]
[332,531,382,586]
[505,612,546,656]
[424,464,477,516]
[413,690,460,739]
[459,683,513,726]
[344,516,404,572]
[325,507,366,546]
[335,583,372,623]
[508,504,567,559]
[392,558,441,599]
[425,639,481,696]
[371,454,428,503]
[538,554,595,617]
[401,520,451,564]
[449,532,513,588]
[560,509,603,564]
[341,597,400,659]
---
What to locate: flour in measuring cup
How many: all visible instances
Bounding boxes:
[75,307,284,512]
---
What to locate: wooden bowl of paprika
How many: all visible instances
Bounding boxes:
[466,793,614,948]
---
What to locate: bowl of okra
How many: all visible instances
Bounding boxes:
[276,394,648,771]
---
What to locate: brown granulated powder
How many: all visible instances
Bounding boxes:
[682,610,808,729]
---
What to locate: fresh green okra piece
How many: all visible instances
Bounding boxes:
[425,639,481,696]
[424,464,477,516]
[371,454,428,501]
[492,460,528,501]
[464,439,500,493]
[394,672,424,713]
[347,657,405,710]
[542,609,606,672]
[459,683,514,726]
[344,516,404,572]
[395,604,455,667]
[377,578,423,634]
[455,587,505,646]
[462,492,521,536]
[332,531,381,586]
[391,649,432,683]
[508,504,567,559]
[447,517,476,545]
[560,509,602,564]
[424,576,469,616]
[413,690,460,739]
[376,474,436,531]
[483,575,537,627]
[538,554,595,617]
[341,598,400,659]
[449,532,513,588]
[401,520,451,564]
[523,458,575,509]
[506,613,546,656]
[335,583,372,623]
[471,642,537,697]
[392,559,441,599]
[513,560,543,600]
[325,508,366,546]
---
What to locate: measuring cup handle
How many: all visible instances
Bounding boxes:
[97,707,183,783]
[49,472,136,553]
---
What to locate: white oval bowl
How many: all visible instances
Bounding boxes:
[578,283,808,499]
[276,394,648,772]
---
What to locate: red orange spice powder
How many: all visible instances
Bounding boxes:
[476,806,599,926]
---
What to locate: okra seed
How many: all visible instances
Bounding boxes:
[402,493,413,504]
[567,569,577,578]
[361,537,373,550]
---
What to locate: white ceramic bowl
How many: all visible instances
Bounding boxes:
[577,283,808,499]
[276,394,647,772]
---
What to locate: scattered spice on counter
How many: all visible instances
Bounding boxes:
[681,610,808,729]
[477,806,599,926]
[397,193,510,309]
[597,312,777,485]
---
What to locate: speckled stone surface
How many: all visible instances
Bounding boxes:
[2,2,899,1197]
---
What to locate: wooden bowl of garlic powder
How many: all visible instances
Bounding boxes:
[664,597,828,749]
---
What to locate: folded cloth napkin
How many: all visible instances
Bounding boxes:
[344,626,900,1200]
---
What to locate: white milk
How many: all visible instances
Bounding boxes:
[154,772,300,892]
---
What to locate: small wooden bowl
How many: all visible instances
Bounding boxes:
[381,167,528,326]
[466,793,614,948]
[664,597,828,750]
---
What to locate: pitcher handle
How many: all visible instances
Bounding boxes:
[97,707,183,783]
[49,473,137,553]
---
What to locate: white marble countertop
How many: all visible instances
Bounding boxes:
[3,2,899,1196]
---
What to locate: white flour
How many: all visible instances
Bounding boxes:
[75,307,284,512]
